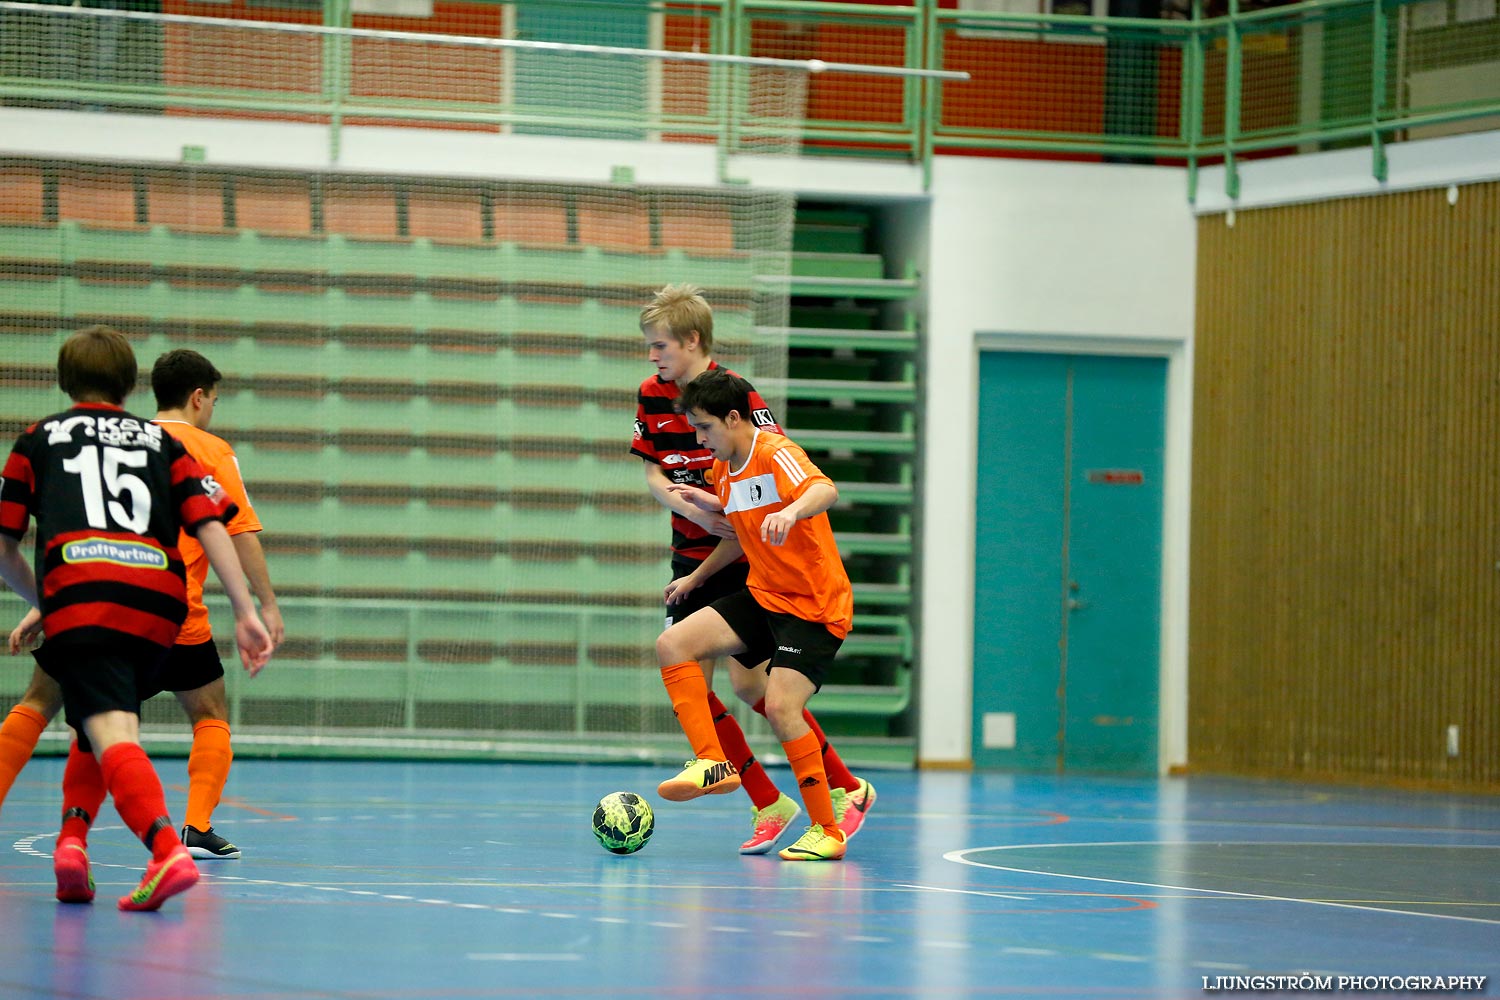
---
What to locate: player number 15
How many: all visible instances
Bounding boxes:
[62,444,152,534]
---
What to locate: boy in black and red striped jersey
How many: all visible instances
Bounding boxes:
[631,285,874,854]
[0,326,272,911]
[0,349,284,861]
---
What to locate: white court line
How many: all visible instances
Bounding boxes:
[945,841,1500,926]
[467,953,582,962]
[21,823,1373,966]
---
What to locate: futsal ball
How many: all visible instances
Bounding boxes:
[592,791,654,855]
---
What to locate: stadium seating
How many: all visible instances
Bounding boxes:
[0,162,46,223]
[656,197,736,254]
[232,174,315,234]
[407,185,487,243]
[57,165,139,228]
[0,157,918,754]
[146,171,228,231]
[576,190,652,251]
[778,202,919,735]
[323,178,401,239]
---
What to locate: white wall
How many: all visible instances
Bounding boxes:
[919,157,1198,768]
[909,132,1500,770]
[1193,129,1500,215]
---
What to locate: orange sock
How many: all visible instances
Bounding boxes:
[783,729,837,835]
[185,719,232,832]
[0,705,49,812]
[660,661,723,761]
[755,698,858,793]
[709,691,778,811]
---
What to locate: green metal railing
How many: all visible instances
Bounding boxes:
[0,0,1497,195]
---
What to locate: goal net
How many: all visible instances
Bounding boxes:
[0,0,806,761]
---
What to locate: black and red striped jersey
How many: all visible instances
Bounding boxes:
[630,361,781,561]
[0,403,238,649]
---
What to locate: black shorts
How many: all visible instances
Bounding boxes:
[665,557,750,629]
[142,639,226,700]
[708,588,845,692]
[33,635,170,749]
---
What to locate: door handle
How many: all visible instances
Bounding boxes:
[1066,581,1086,612]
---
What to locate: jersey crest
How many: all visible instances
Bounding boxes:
[724,473,781,514]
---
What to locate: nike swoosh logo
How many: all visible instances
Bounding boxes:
[129,853,186,904]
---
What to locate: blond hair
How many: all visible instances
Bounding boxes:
[639,284,714,353]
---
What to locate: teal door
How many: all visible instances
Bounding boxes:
[972,351,1165,773]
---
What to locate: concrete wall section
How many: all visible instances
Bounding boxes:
[919,155,1197,768]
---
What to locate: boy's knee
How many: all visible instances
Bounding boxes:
[655,628,687,667]
[175,680,229,724]
[760,693,799,731]
[21,676,62,719]
[729,663,766,706]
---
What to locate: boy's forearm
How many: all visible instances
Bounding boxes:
[231,531,278,610]
[692,536,744,581]
[196,522,258,618]
[645,463,704,518]
[0,539,39,609]
[784,482,839,521]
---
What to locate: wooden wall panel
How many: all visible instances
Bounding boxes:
[1191,181,1499,788]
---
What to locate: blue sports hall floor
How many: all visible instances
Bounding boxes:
[2,758,1497,999]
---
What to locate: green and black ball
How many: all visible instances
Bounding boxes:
[592,791,654,855]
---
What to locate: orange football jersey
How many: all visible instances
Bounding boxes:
[711,430,852,637]
[154,421,262,644]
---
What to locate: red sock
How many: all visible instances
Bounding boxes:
[60,740,106,844]
[754,698,858,792]
[708,691,779,811]
[99,743,180,861]
[0,704,48,810]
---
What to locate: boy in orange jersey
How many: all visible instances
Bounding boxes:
[2,349,282,862]
[148,348,283,856]
[0,326,272,910]
[655,367,856,861]
[633,284,873,854]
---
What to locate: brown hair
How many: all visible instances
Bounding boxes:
[677,366,752,421]
[152,348,223,410]
[639,283,714,353]
[57,325,137,404]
